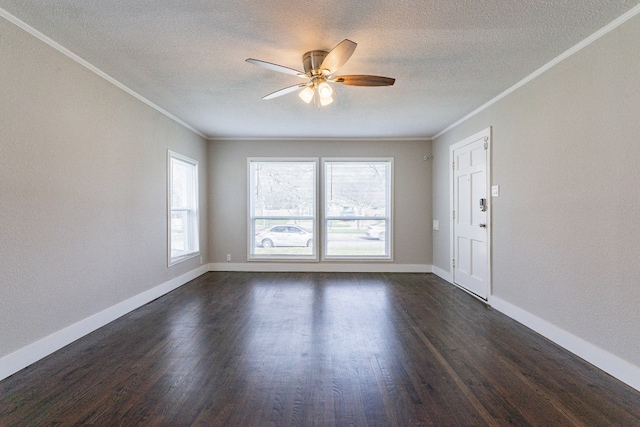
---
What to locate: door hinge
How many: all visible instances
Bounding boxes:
[452,161,455,170]
[452,259,455,268]
[484,142,488,150]
[452,210,455,219]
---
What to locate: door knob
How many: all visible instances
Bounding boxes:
[479,223,487,228]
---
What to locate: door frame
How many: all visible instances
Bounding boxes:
[449,127,492,300]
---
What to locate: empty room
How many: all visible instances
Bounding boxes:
[1,1,639,425]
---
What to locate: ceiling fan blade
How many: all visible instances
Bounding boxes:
[262,83,309,100]
[320,39,357,74]
[330,75,396,86]
[246,58,307,78]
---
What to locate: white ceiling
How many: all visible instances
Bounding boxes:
[1,1,638,139]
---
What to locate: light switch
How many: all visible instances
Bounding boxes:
[492,185,500,197]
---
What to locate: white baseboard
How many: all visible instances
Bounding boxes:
[431,265,452,282]
[5,266,637,394]
[0,265,208,382]
[209,262,433,273]
[489,295,640,393]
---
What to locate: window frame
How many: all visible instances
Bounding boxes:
[168,150,200,266]
[247,158,319,262]
[321,157,393,261]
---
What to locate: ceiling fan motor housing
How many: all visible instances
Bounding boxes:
[302,50,329,75]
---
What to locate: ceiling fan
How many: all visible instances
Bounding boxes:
[246,39,395,108]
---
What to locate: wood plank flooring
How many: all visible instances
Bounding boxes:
[1,272,639,426]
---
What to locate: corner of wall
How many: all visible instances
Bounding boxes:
[431,265,452,283]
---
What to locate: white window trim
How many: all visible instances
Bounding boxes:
[321,157,393,261]
[168,150,200,266]
[247,157,319,262]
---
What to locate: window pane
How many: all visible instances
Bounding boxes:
[169,151,199,265]
[325,162,388,218]
[251,162,315,218]
[171,158,195,209]
[249,160,317,260]
[324,160,391,259]
[171,210,190,257]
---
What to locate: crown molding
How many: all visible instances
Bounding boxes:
[0,7,207,140]
[5,2,638,144]
[433,4,640,140]
[207,136,433,142]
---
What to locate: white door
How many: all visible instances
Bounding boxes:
[451,130,490,299]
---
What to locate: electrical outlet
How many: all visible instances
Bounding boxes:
[433,220,440,231]
[492,185,500,197]
[226,254,231,262]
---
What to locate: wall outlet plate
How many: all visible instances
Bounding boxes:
[492,185,500,197]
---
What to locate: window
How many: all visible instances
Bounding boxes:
[248,157,392,261]
[248,159,318,260]
[323,159,392,259]
[168,151,199,265]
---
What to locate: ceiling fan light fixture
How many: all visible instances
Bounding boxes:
[319,92,334,107]
[318,81,333,99]
[299,86,315,104]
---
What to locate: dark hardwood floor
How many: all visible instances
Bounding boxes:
[2,272,639,426]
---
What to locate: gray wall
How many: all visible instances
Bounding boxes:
[0,18,208,358]
[433,14,640,367]
[208,139,432,267]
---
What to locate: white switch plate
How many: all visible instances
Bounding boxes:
[492,185,500,197]
[433,220,440,231]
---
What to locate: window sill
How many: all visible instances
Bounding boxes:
[169,251,200,267]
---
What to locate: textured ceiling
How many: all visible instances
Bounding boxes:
[1,1,638,139]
